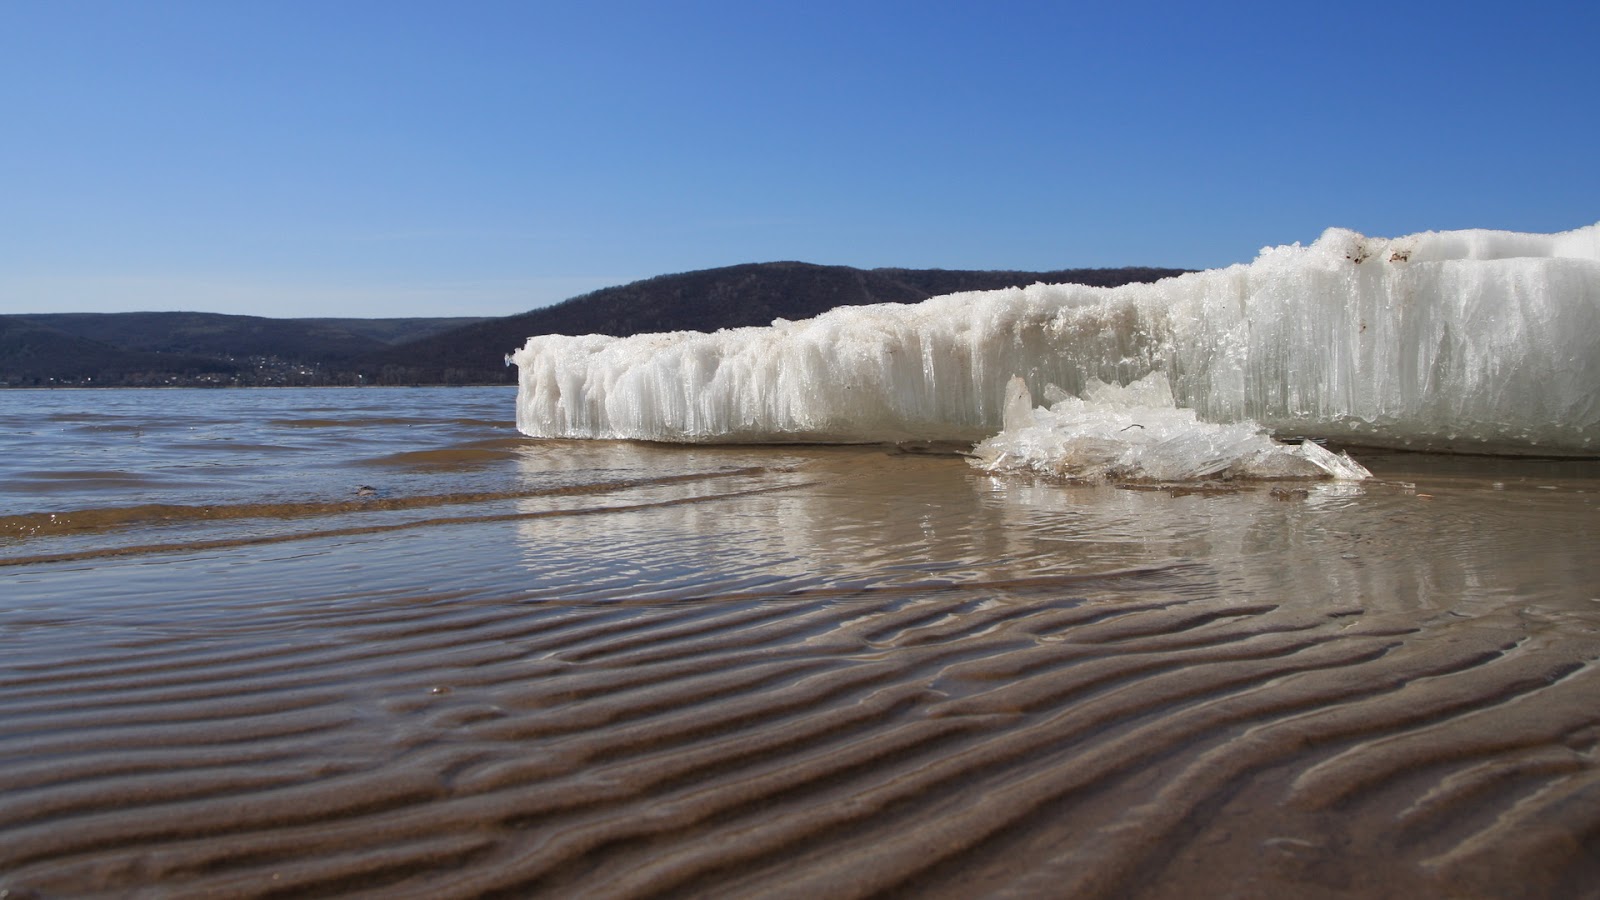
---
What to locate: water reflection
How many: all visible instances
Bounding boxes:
[510,443,1600,617]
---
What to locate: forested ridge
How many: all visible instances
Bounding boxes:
[3,262,1186,387]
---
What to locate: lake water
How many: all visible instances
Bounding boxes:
[2,386,1597,898]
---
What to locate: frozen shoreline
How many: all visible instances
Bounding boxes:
[512,223,1600,457]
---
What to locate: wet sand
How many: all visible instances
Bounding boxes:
[2,443,1598,898]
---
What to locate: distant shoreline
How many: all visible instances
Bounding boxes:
[2,264,1186,392]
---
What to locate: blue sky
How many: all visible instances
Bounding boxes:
[2,0,1596,319]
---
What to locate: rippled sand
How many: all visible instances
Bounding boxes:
[3,416,1598,897]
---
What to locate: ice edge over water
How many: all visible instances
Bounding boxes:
[512,223,1600,458]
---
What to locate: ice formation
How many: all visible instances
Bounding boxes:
[511,223,1600,457]
[971,374,1372,482]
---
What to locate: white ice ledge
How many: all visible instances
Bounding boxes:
[510,223,1600,456]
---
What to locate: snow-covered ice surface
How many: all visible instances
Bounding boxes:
[511,223,1600,469]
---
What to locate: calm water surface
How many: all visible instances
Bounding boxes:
[1,387,1597,898]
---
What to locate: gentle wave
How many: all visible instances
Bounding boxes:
[0,468,801,566]
[269,416,512,429]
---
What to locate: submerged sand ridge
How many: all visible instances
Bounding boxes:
[1,436,1597,898]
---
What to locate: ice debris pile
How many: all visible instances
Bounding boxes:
[971,374,1371,482]
[511,223,1600,459]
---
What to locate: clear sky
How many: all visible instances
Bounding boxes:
[2,0,1596,319]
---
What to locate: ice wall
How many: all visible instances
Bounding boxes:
[511,223,1600,455]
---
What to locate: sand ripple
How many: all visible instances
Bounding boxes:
[2,569,1596,898]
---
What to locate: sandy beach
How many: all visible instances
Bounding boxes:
[6,0,1597,891]
[3,390,1597,898]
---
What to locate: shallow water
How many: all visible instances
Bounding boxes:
[1,387,1597,898]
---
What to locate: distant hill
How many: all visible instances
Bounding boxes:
[356,262,1188,384]
[0,316,238,386]
[2,313,485,387]
[22,312,483,361]
[3,263,1187,387]
[298,317,495,347]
